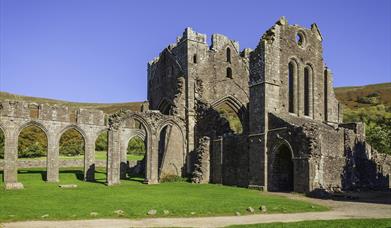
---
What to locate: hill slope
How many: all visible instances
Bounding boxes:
[0,91,145,114]
[335,83,391,109]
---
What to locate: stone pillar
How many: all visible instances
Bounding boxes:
[107,129,121,185]
[119,134,128,179]
[84,135,95,181]
[4,129,18,184]
[47,133,59,182]
[145,134,159,184]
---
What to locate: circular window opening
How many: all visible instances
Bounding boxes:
[296,32,305,47]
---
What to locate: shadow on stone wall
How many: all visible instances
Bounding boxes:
[342,140,390,191]
[194,100,249,187]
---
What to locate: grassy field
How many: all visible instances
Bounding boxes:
[228,218,391,228]
[18,151,144,161]
[0,168,327,222]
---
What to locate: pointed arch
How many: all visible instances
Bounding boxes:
[269,140,295,192]
[57,124,87,144]
[304,63,314,117]
[17,120,49,138]
[288,59,299,114]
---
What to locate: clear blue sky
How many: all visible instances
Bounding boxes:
[0,0,390,103]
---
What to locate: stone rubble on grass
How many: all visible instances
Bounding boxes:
[59,184,78,188]
[260,205,267,213]
[5,182,24,190]
[190,212,196,215]
[235,211,241,216]
[114,210,125,216]
[247,207,255,213]
[147,209,157,215]
[163,210,170,215]
[41,214,49,218]
[90,212,98,217]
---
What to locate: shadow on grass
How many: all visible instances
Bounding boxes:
[307,189,391,205]
[18,169,47,181]
[123,173,145,183]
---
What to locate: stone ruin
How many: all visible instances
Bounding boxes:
[1,17,390,193]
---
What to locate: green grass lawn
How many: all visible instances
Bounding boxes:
[0,168,327,222]
[18,151,144,161]
[227,218,391,228]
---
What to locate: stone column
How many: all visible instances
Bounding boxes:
[84,134,95,181]
[4,128,18,184]
[46,133,59,182]
[145,133,159,184]
[107,129,121,185]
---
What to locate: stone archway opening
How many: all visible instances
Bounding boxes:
[126,135,146,180]
[215,102,243,134]
[95,130,108,182]
[59,128,85,180]
[270,143,294,192]
[17,125,48,181]
[118,117,149,182]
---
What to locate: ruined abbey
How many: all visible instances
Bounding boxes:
[1,17,390,193]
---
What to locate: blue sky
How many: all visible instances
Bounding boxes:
[0,0,390,103]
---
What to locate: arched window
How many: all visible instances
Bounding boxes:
[324,69,328,121]
[304,67,310,116]
[193,54,197,64]
[226,47,231,63]
[288,61,296,113]
[226,67,232,78]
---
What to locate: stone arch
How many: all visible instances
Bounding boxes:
[17,120,49,138]
[269,140,295,192]
[126,134,147,161]
[156,119,186,179]
[57,124,87,144]
[117,113,153,183]
[17,121,49,159]
[211,95,247,133]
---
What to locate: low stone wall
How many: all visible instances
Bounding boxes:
[0,159,138,170]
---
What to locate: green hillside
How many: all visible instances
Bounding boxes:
[335,83,391,109]
[0,91,145,114]
[335,82,391,155]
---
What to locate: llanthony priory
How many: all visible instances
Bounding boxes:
[1,17,390,192]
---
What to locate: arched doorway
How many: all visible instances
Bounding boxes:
[119,117,149,182]
[59,128,85,180]
[270,143,294,192]
[17,124,48,181]
[126,135,146,180]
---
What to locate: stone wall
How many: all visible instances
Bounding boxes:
[210,134,248,187]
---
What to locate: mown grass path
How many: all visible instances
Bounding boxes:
[0,169,326,223]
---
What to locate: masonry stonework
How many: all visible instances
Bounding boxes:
[1,17,390,193]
